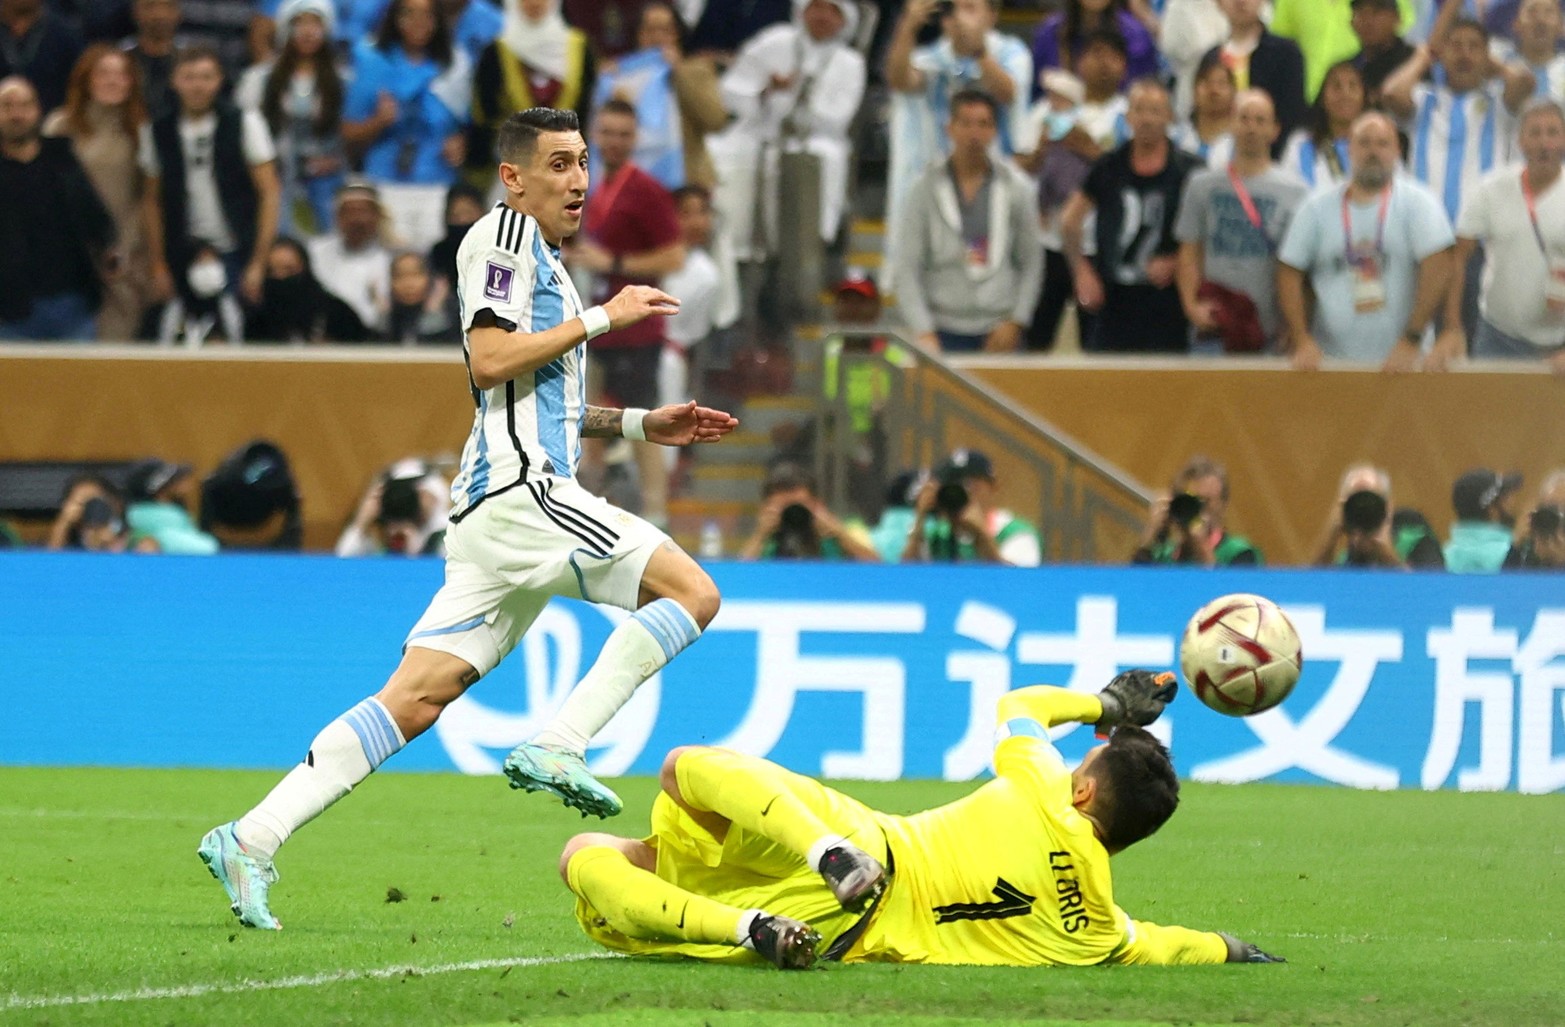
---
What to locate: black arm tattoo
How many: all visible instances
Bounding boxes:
[581,405,625,438]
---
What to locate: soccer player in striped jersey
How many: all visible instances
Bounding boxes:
[557,670,1285,970]
[198,106,739,930]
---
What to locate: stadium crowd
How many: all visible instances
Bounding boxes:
[2,0,1563,571]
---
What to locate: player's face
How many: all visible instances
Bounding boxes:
[507,130,589,243]
[1520,110,1565,169]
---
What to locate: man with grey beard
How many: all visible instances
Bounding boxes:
[1276,112,1455,371]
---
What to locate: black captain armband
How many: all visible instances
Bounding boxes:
[469,308,518,332]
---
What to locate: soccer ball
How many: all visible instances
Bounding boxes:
[1179,593,1302,716]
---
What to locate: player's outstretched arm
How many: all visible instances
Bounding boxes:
[643,401,739,447]
[467,286,680,390]
[995,672,1175,737]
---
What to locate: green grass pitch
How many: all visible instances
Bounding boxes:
[1,767,1561,1026]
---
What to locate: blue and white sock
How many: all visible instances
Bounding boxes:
[534,598,702,753]
[235,698,405,860]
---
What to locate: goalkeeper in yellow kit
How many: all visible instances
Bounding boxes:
[558,670,1285,969]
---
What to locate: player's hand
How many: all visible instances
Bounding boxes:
[1095,669,1177,731]
[643,399,738,446]
[1220,933,1287,963]
[604,285,680,330]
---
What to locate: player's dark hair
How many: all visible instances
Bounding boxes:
[1088,726,1179,851]
[948,87,999,122]
[497,107,581,164]
[598,97,638,120]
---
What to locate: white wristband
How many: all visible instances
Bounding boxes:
[578,305,611,340]
[622,407,649,442]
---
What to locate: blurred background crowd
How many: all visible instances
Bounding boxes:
[1,0,1563,572]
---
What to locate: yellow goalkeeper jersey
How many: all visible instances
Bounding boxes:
[846,687,1226,967]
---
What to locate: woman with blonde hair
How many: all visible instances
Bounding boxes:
[44,44,152,341]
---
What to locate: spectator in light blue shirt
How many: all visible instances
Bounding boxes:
[1445,468,1523,572]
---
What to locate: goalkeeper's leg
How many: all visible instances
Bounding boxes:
[661,747,887,912]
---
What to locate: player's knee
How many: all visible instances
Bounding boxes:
[659,745,704,800]
[680,571,721,629]
[377,653,477,739]
[559,833,605,883]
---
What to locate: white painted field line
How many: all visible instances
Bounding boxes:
[4,951,617,1010]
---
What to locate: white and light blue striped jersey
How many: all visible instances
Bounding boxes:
[1281,130,1352,190]
[1409,81,1514,222]
[449,202,589,521]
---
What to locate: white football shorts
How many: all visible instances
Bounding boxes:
[403,476,669,676]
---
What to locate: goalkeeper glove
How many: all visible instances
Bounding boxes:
[1095,669,1178,734]
[1221,934,1287,963]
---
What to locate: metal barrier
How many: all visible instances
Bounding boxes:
[812,330,1154,563]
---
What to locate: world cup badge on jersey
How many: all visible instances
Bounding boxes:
[484,261,514,302]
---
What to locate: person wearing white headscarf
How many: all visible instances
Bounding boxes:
[705,0,867,261]
[472,0,596,175]
[236,0,347,234]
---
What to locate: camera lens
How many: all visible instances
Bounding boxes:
[778,503,815,532]
[1532,505,1564,537]
[1342,490,1389,533]
[935,482,969,516]
[1168,492,1203,526]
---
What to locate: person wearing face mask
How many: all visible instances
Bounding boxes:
[427,180,484,294]
[155,239,244,343]
[248,236,369,342]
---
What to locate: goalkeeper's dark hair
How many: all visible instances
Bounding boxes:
[1088,726,1179,850]
[497,108,581,164]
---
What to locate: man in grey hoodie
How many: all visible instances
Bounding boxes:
[893,88,1044,353]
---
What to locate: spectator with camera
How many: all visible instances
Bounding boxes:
[336,458,449,557]
[1132,454,1261,566]
[1276,112,1454,371]
[739,462,880,562]
[1175,88,1308,355]
[47,472,124,549]
[893,88,1044,353]
[1444,467,1523,573]
[1311,462,1444,569]
[901,449,1042,567]
[200,439,302,550]
[1504,469,1565,570]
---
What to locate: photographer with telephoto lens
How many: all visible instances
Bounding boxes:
[1311,462,1443,569]
[739,462,880,562]
[1132,454,1261,566]
[901,449,1042,566]
[1503,469,1565,570]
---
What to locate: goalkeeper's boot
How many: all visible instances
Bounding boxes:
[818,844,887,914]
[748,914,821,970]
[198,823,281,930]
[503,742,623,819]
